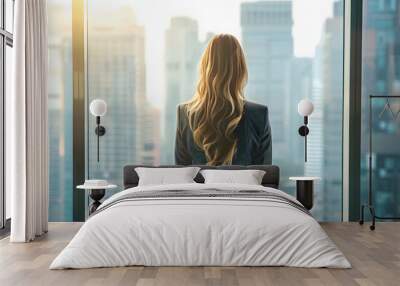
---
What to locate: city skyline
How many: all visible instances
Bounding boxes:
[50,0,400,222]
[240,0,301,199]
[48,2,73,221]
[306,1,344,220]
[47,0,345,221]
[87,6,161,189]
[86,0,338,109]
[360,0,400,218]
[162,17,206,163]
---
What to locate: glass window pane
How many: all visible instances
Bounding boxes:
[86,0,344,221]
[47,1,73,221]
[0,39,3,228]
[361,1,400,218]
[5,44,12,219]
[0,2,2,29]
[6,0,14,33]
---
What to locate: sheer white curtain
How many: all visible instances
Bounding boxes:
[7,0,48,242]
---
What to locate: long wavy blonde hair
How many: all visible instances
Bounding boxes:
[186,34,248,166]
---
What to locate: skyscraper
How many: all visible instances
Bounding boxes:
[361,0,400,217]
[48,3,73,221]
[139,102,161,165]
[307,1,344,220]
[240,1,298,191]
[162,17,203,164]
[88,7,158,186]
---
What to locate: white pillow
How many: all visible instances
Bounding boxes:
[200,169,266,185]
[135,167,200,186]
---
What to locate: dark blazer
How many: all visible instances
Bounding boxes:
[175,100,272,165]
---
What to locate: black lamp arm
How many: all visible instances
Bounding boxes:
[298,116,310,162]
[94,116,106,162]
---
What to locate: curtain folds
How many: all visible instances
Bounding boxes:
[8,0,48,242]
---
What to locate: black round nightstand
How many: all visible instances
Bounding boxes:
[289,177,320,210]
[77,184,117,217]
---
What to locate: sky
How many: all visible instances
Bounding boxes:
[81,0,339,109]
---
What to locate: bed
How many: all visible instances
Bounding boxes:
[50,165,350,269]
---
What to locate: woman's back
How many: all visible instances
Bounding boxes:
[175,100,271,165]
[174,34,272,166]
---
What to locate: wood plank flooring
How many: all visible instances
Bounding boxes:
[0,222,399,286]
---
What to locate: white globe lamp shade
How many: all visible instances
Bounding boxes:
[298,99,314,117]
[90,99,107,117]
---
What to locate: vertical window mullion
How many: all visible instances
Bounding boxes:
[0,34,4,229]
[0,0,6,229]
[1,0,13,230]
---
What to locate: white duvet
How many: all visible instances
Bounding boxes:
[50,183,351,269]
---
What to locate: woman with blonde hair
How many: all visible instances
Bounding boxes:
[175,34,271,166]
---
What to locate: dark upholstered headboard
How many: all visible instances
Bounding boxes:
[123,165,280,189]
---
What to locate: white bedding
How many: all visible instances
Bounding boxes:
[50,183,351,269]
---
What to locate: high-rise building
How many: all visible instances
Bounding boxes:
[162,17,203,164]
[361,0,400,217]
[139,102,161,165]
[307,1,344,220]
[88,7,158,186]
[48,3,73,221]
[240,1,298,191]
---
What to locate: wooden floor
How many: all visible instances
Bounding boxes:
[0,222,399,286]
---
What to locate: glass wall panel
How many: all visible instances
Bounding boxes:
[0,38,3,228]
[361,0,400,218]
[5,44,12,220]
[5,0,13,32]
[87,3,153,197]
[1,0,13,229]
[47,1,73,221]
[87,0,344,221]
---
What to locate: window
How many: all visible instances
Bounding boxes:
[361,0,400,218]
[5,0,13,33]
[86,0,344,221]
[0,0,14,230]
[47,1,73,221]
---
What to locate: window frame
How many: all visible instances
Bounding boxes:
[0,0,14,232]
[72,0,86,221]
[342,0,363,222]
[70,0,364,222]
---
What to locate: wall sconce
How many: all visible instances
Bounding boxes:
[297,99,314,162]
[89,99,107,162]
